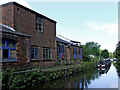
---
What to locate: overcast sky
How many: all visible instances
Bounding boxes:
[0,0,118,53]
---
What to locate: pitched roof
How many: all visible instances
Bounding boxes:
[1,2,57,23]
[56,37,79,47]
[0,23,30,37]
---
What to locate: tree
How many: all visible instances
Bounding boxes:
[82,44,91,61]
[91,47,100,58]
[115,42,120,58]
[101,49,109,58]
[99,48,103,59]
[113,41,120,60]
[109,52,113,59]
[113,50,117,58]
[81,41,101,61]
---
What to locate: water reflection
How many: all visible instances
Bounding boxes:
[28,63,119,89]
[114,61,120,77]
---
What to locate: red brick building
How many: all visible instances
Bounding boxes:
[1,2,83,69]
[0,23,31,69]
[1,2,56,69]
[56,37,83,65]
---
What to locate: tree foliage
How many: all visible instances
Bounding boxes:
[109,52,113,59]
[114,42,120,59]
[101,49,109,58]
[81,41,101,61]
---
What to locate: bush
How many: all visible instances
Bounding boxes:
[2,62,96,89]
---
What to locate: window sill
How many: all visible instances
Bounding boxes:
[31,59,40,62]
[0,59,18,62]
[42,59,52,61]
[36,30,44,33]
[73,58,77,59]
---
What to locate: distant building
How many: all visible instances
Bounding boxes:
[56,37,83,64]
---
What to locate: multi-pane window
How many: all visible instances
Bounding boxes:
[58,44,64,58]
[73,47,77,58]
[0,40,16,59]
[59,44,64,53]
[36,16,43,32]
[79,48,81,55]
[31,46,38,59]
[79,48,81,59]
[73,47,77,55]
[43,48,51,60]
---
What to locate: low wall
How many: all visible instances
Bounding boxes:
[2,62,96,89]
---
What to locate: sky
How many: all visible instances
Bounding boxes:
[0,0,118,53]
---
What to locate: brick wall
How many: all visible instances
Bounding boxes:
[2,32,31,70]
[2,2,56,68]
[2,4,14,28]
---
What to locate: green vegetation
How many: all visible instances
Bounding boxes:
[113,42,120,77]
[29,68,98,88]
[109,52,113,59]
[2,62,96,89]
[81,41,101,62]
[81,41,113,62]
[113,42,120,59]
[101,49,109,59]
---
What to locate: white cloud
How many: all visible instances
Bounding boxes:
[86,22,118,35]
[100,42,116,53]
[0,0,32,9]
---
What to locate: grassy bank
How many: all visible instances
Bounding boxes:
[2,61,96,89]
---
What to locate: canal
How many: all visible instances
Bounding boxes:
[28,63,119,89]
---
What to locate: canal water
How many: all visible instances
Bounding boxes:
[28,63,119,89]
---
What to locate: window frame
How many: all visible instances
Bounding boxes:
[43,48,52,60]
[73,47,77,55]
[59,44,64,53]
[58,44,65,58]
[0,40,17,61]
[31,46,38,59]
[73,47,77,59]
[36,16,44,32]
[79,48,81,59]
[79,48,81,55]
